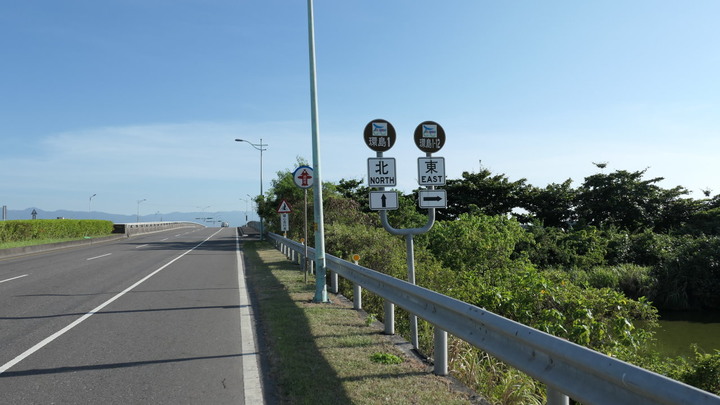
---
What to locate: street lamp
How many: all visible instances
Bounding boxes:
[236,138,268,240]
[89,193,96,213]
[136,199,146,223]
[239,198,250,226]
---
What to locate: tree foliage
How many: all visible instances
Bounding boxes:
[258,160,720,396]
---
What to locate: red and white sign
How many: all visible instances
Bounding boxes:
[277,199,292,213]
[293,166,314,189]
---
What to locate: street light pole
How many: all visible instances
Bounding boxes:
[307,0,328,302]
[236,138,268,240]
[136,199,146,223]
[89,193,96,213]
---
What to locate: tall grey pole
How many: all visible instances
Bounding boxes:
[259,137,264,240]
[307,0,328,303]
[235,139,267,239]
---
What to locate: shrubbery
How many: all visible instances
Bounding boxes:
[0,219,114,243]
[261,164,720,400]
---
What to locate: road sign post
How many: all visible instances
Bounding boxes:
[293,166,313,287]
[362,119,449,352]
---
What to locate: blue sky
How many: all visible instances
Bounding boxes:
[2,1,720,218]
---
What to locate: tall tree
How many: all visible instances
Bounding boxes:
[575,169,689,232]
[441,169,529,221]
[523,179,577,229]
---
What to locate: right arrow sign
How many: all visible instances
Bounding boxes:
[418,190,447,209]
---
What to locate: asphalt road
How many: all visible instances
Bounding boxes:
[0,227,263,404]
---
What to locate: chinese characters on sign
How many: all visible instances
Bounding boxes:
[417,157,445,186]
[364,119,448,210]
[367,158,397,187]
[292,166,314,189]
[363,119,397,153]
[413,121,446,153]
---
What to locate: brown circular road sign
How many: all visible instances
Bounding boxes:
[363,119,396,152]
[413,121,446,153]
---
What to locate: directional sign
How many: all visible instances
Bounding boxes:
[280,213,290,231]
[367,157,396,187]
[293,165,314,189]
[418,190,447,209]
[417,157,445,186]
[413,121,446,153]
[363,119,397,152]
[277,199,292,213]
[369,191,399,210]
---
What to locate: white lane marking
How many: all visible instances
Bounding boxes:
[161,238,169,241]
[0,228,223,375]
[236,232,264,404]
[135,244,149,249]
[86,253,112,261]
[0,274,29,284]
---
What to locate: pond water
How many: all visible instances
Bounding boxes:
[651,311,720,358]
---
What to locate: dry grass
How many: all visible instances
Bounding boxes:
[243,241,476,405]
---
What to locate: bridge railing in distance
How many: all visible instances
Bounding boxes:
[114,222,205,236]
[267,232,720,405]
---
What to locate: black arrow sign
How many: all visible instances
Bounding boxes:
[381,194,387,207]
[422,195,443,202]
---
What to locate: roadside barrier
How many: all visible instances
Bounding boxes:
[114,221,204,236]
[268,232,720,405]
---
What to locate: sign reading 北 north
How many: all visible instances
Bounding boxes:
[363,119,396,152]
[413,121,446,153]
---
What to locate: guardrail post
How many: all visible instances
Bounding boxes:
[433,327,448,376]
[384,301,395,335]
[353,283,362,310]
[547,388,569,405]
[331,271,338,294]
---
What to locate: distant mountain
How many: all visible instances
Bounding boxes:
[3,208,250,227]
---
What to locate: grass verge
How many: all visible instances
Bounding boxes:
[243,241,475,405]
[0,237,94,250]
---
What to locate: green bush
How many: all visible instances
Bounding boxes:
[680,348,720,394]
[0,220,114,243]
[561,264,656,300]
[653,236,720,310]
[427,213,531,274]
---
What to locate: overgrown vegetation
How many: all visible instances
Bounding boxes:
[0,219,114,244]
[255,159,720,402]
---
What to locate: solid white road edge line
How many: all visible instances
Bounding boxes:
[236,233,264,404]
[0,274,29,284]
[0,228,223,376]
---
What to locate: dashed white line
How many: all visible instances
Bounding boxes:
[0,274,28,284]
[136,244,149,249]
[86,253,112,261]
[0,228,223,376]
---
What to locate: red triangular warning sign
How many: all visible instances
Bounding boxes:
[277,199,292,213]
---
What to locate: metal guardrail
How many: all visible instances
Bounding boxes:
[268,233,720,405]
[115,221,204,236]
